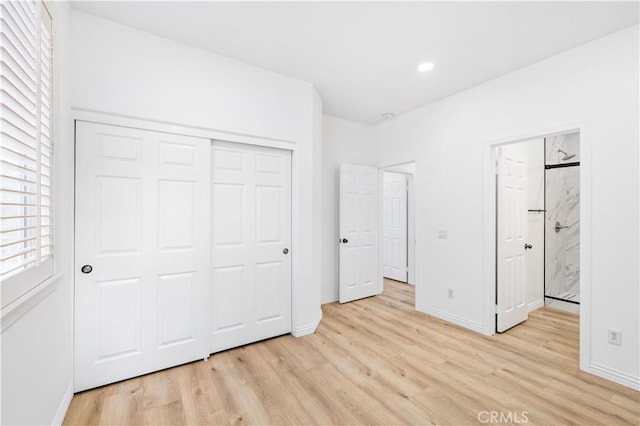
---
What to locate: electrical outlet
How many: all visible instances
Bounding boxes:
[447,288,454,299]
[608,329,622,346]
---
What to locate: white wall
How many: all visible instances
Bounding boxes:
[321,116,376,303]
[375,26,639,388]
[71,14,311,143]
[70,11,323,337]
[1,3,75,424]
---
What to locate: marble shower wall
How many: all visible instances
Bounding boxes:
[545,132,580,165]
[545,133,580,302]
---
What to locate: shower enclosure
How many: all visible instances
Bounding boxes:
[544,133,580,308]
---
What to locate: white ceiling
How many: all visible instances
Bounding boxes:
[71,1,639,125]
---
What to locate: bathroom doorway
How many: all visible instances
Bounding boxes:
[495,132,580,332]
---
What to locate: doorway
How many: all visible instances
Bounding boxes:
[494,132,581,333]
[337,161,417,304]
[379,162,416,291]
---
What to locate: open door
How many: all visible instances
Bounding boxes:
[496,145,528,332]
[339,164,379,303]
[383,172,408,282]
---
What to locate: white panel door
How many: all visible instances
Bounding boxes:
[210,141,291,353]
[74,121,210,391]
[339,164,379,303]
[497,145,528,332]
[383,172,408,282]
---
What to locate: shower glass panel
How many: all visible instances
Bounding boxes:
[545,133,580,304]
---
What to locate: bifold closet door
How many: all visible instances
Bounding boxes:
[74,121,210,392]
[210,141,292,353]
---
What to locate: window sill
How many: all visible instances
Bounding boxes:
[1,273,64,333]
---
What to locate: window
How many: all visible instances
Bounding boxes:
[0,0,53,307]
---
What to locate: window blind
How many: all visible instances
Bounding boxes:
[0,1,53,286]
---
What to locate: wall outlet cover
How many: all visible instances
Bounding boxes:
[608,329,622,346]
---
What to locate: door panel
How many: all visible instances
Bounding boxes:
[75,121,210,391]
[213,265,246,331]
[95,176,143,254]
[497,145,528,332]
[157,272,197,347]
[210,141,291,353]
[339,164,379,303]
[95,277,142,361]
[383,172,408,282]
[158,180,196,251]
[256,261,283,321]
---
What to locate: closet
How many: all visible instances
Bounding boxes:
[74,121,292,391]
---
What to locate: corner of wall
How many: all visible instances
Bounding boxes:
[52,382,74,426]
[292,308,323,337]
[310,86,324,327]
[528,299,544,312]
[417,304,486,335]
[587,363,640,391]
[321,294,339,304]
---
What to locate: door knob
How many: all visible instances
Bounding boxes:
[283,248,289,254]
[81,264,93,274]
[340,238,349,244]
[524,244,532,250]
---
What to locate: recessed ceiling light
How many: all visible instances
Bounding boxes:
[418,62,435,72]
[381,113,395,120]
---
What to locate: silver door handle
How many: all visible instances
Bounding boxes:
[554,221,569,233]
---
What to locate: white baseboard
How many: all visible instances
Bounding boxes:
[589,362,640,391]
[53,381,73,425]
[417,304,485,335]
[321,293,338,304]
[292,309,322,337]
[528,299,544,312]
[544,297,580,314]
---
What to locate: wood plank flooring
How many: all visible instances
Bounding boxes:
[64,279,640,425]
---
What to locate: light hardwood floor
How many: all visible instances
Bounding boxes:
[64,279,640,425]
